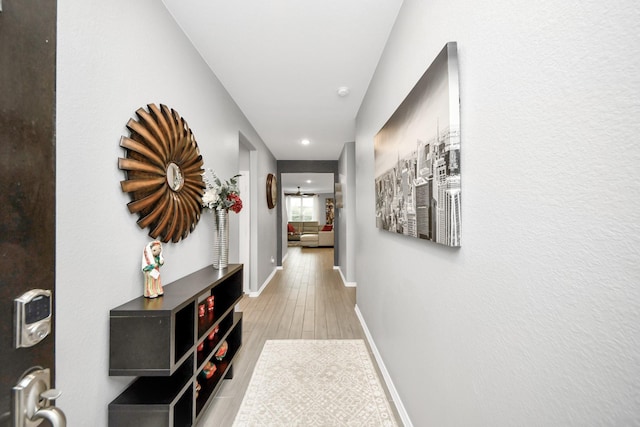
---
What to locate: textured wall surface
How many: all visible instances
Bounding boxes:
[356,0,640,425]
[56,0,275,424]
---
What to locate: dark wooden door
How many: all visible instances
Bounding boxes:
[0,0,57,425]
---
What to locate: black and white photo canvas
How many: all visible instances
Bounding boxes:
[374,42,461,247]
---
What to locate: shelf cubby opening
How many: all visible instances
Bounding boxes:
[195,357,230,417]
[173,383,193,427]
[195,314,242,418]
[110,354,193,406]
[197,314,233,367]
[197,276,242,339]
[175,302,195,363]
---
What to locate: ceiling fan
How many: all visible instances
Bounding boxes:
[284,186,316,197]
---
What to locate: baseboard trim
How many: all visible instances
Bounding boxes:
[334,266,357,288]
[355,304,413,427]
[249,266,279,298]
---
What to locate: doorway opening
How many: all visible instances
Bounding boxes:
[281,173,335,259]
[238,133,257,294]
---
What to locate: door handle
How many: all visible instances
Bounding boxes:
[11,368,66,427]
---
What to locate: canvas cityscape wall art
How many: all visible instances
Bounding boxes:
[374,42,461,247]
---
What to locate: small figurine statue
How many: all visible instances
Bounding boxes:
[142,241,164,298]
[201,361,217,379]
[215,340,228,361]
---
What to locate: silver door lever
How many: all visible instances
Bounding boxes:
[12,368,66,427]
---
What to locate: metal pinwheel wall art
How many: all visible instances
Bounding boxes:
[118,103,205,243]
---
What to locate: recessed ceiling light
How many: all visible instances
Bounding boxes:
[306,180,312,184]
[337,86,350,97]
[301,139,310,146]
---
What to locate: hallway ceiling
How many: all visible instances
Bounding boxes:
[281,173,335,194]
[161,0,403,161]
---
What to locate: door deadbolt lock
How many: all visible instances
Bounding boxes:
[14,289,52,349]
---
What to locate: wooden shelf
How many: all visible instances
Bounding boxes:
[195,312,242,421]
[108,264,243,427]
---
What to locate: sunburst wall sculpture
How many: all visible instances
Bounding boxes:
[118,104,205,243]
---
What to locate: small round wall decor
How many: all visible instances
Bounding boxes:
[266,173,277,209]
[118,103,205,243]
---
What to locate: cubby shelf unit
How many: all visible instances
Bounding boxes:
[109,264,243,427]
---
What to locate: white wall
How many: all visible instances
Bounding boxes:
[317,193,334,225]
[256,155,279,289]
[56,0,275,424]
[356,0,640,425]
[281,188,290,263]
[339,141,357,283]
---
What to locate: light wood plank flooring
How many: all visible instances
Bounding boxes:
[198,246,401,426]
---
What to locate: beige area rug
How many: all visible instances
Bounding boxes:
[233,340,398,427]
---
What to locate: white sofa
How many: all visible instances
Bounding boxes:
[288,221,318,242]
[288,221,334,247]
[300,233,318,247]
[318,230,334,247]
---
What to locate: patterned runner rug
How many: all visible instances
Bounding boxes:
[233,339,398,426]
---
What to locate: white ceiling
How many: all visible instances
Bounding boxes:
[161,0,403,161]
[280,173,335,194]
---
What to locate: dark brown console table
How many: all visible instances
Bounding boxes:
[108,264,243,427]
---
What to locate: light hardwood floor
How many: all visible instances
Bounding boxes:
[198,246,401,426]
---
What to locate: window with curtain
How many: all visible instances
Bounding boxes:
[286,195,318,222]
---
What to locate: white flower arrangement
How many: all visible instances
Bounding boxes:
[202,169,243,213]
